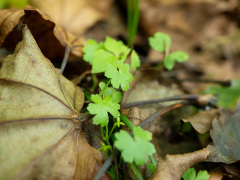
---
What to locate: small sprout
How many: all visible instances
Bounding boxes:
[99,142,112,152]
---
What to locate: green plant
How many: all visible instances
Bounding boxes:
[149,32,189,70]
[204,79,240,108]
[127,0,140,47]
[183,168,210,180]
[83,37,154,179]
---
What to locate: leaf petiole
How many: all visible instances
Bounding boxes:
[129,163,144,180]
[120,113,135,130]
[99,79,111,96]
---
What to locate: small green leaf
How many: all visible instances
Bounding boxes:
[83,39,103,64]
[114,127,156,165]
[87,94,120,127]
[149,32,171,53]
[196,170,210,180]
[99,82,122,103]
[105,60,133,91]
[91,50,118,73]
[164,51,189,70]
[183,168,209,180]
[130,50,140,70]
[205,79,240,108]
[183,168,196,180]
[104,36,129,57]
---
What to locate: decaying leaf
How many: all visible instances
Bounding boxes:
[182,109,220,134]
[206,109,240,164]
[150,148,209,180]
[0,25,108,180]
[0,0,113,60]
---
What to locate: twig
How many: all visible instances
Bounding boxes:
[60,46,71,73]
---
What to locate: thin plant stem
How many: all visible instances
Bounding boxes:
[99,79,111,96]
[90,74,98,92]
[108,124,117,140]
[129,163,144,180]
[105,125,109,140]
[120,113,135,130]
[60,46,71,73]
[149,155,157,168]
[100,126,106,140]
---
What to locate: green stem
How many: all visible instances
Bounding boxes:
[120,113,135,130]
[127,0,140,47]
[155,40,170,68]
[108,124,117,140]
[90,74,98,92]
[129,163,144,180]
[149,155,157,168]
[99,79,111,96]
[105,125,109,140]
[100,126,106,140]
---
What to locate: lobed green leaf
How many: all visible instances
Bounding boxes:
[114,127,156,165]
[87,94,120,127]
[149,32,171,53]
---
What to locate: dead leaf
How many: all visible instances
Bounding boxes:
[0,25,108,180]
[206,109,240,164]
[0,0,113,60]
[224,163,240,177]
[182,109,220,134]
[150,148,209,180]
[29,0,113,36]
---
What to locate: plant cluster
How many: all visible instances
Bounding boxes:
[82,33,202,179]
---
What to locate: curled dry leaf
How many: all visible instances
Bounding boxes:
[150,148,209,180]
[206,109,240,164]
[0,0,112,60]
[182,109,220,134]
[0,25,109,180]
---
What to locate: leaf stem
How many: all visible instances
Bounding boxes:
[90,74,98,92]
[129,163,144,180]
[105,124,109,140]
[100,126,106,140]
[108,124,117,140]
[149,154,157,168]
[99,79,111,96]
[120,113,135,130]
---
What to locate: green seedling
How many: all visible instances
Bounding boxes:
[149,32,189,70]
[83,36,156,179]
[183,168,210,180]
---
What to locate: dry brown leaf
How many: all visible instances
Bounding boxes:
[29,0,113,36]
[0,0,112,60]
[0,25,109,180]
[206,109,240,164]
[182,109,220,134]
[150,148,209,180]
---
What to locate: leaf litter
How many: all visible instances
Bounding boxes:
[1,0,240,179]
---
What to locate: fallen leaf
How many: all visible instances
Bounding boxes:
[150,148,209,180]
[0,25,108,180]
[29,0,113,35]
[182,109,220,134]
[207,109,240,164]
[0,0,113,60]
